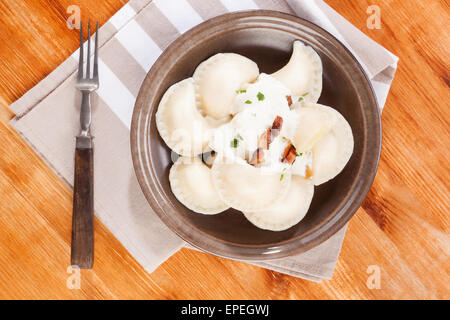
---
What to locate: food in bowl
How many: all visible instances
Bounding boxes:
[155,40,354,231]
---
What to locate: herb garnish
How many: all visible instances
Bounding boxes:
[245,100,252,104]
[257,92,265,101]
[230,135,243,148]
[298,97,304,102]
[302,92,309,96]
[280,168,287,181]
[235,89,247,94]
[296,152,303,157]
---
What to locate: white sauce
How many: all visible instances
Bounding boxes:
[291,150,313,177]
[210,74,313,175]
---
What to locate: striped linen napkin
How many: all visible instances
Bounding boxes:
[10,0,398,282]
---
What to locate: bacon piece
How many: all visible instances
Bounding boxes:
[282,142,298,165]
[305,165,313,179]
[271,116,283,134]
[249,148,264,166]
[258,130,270,150]
[252,116,285,167]
[286,95,293,107]
[270,117,283,142]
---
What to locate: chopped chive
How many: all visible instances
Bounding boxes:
[245,100,252,104]
[302,92,309,97]
[235,89,247,94]
[296,152,303,157]
[230,138,239,148]
[252,113,256,117]
[298,97,304,102]
[280,174,285,181]
[237,134,244,141]
[257,92,265,101]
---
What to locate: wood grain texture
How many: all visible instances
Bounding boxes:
[71,146,94,269]
[0,0,448,299]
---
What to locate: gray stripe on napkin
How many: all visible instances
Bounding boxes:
[101,38,147,96]
[188,0,228,19]
[254,0,295,14]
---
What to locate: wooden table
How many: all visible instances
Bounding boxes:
[0,0,448,300]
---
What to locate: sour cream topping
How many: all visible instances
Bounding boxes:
[211,74,314,175]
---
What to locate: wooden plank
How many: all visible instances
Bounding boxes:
[0,0,448,299]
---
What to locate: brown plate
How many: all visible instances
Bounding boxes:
[130,10,381,261]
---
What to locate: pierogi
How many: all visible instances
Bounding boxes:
[156,78,212,156]
[156,41,354,231]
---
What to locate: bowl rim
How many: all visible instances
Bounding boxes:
[130,9,381,261]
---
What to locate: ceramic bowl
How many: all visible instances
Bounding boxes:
[130,10,381,260]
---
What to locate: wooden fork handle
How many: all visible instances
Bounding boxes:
[71,140,94,268]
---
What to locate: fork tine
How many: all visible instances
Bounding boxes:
[77,21,84,80]
[86,20,91,79]
[93,22,99,79]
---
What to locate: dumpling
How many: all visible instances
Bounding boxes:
[156,78,212,156]
[169,156,229,214]
[211,157,291,212]
[292,105,336,153]
[231,73,291,115]
[309,104,354,185]
[193,53,259,120]
[243,176,314,231]
[272,41,322,103]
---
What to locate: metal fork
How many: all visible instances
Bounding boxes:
[71,20,99,269]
